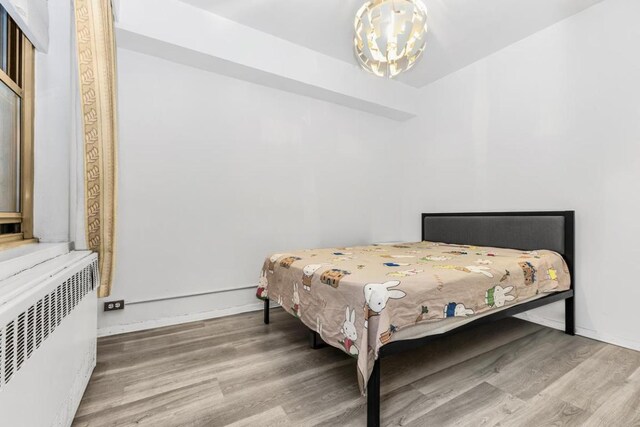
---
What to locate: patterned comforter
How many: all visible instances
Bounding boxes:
[257,241,571,394]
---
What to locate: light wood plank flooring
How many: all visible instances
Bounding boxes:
[73,309,640,427]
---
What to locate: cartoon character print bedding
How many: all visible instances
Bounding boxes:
[257,241,570,394]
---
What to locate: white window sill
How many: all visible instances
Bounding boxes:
[0,242,72,282]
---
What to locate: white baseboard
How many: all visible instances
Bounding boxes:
[98,300,265,337]
[520,312,640,352]
[96,284,281,337]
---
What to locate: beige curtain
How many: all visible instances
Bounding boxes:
[73,0,118,297]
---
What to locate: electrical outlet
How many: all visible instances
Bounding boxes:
[104,300,125,311]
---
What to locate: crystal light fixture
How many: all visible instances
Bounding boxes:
[354,0,428,78]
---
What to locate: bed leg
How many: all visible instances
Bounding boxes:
[565,296,575,336]
[367,359,381,427]
[309,330,326,349]
[264,299,270,325]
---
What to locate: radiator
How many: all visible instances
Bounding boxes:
[0,250,99,427]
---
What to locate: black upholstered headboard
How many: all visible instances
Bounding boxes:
[422,211,575,278]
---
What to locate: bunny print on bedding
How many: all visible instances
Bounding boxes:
[291,283,301,317]
[363,280,406,328]
[443,302,475,318]
[256,270,268,300]
[340,307,359,356]
[485,285,516,308]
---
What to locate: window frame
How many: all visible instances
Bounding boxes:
[0,12,35,250]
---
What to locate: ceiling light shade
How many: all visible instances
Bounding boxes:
[354,0,428,78]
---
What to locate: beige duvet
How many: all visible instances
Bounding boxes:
[257,241,570,394]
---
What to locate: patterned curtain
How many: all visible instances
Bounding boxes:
[73,0,118,297]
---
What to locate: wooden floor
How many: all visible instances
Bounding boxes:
[73,309,640,427]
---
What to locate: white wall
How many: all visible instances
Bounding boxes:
[98,48,404,334]
[102,0,640,351]
[33,0,72,242]
[399,0,640,350]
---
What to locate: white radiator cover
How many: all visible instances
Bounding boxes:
[0,250,98,427]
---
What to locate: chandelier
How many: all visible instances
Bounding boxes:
[354,0,428,78]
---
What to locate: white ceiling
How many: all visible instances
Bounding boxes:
[181,0,602,88]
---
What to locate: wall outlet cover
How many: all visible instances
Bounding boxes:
[104,300,125,311]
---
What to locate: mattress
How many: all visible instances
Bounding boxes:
[257,241,571,394]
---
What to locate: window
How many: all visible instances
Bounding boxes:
[0,5,34,248]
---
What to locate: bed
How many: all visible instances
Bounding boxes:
[258,211,575,427]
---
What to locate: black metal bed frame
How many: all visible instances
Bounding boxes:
[263,211,575,427]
